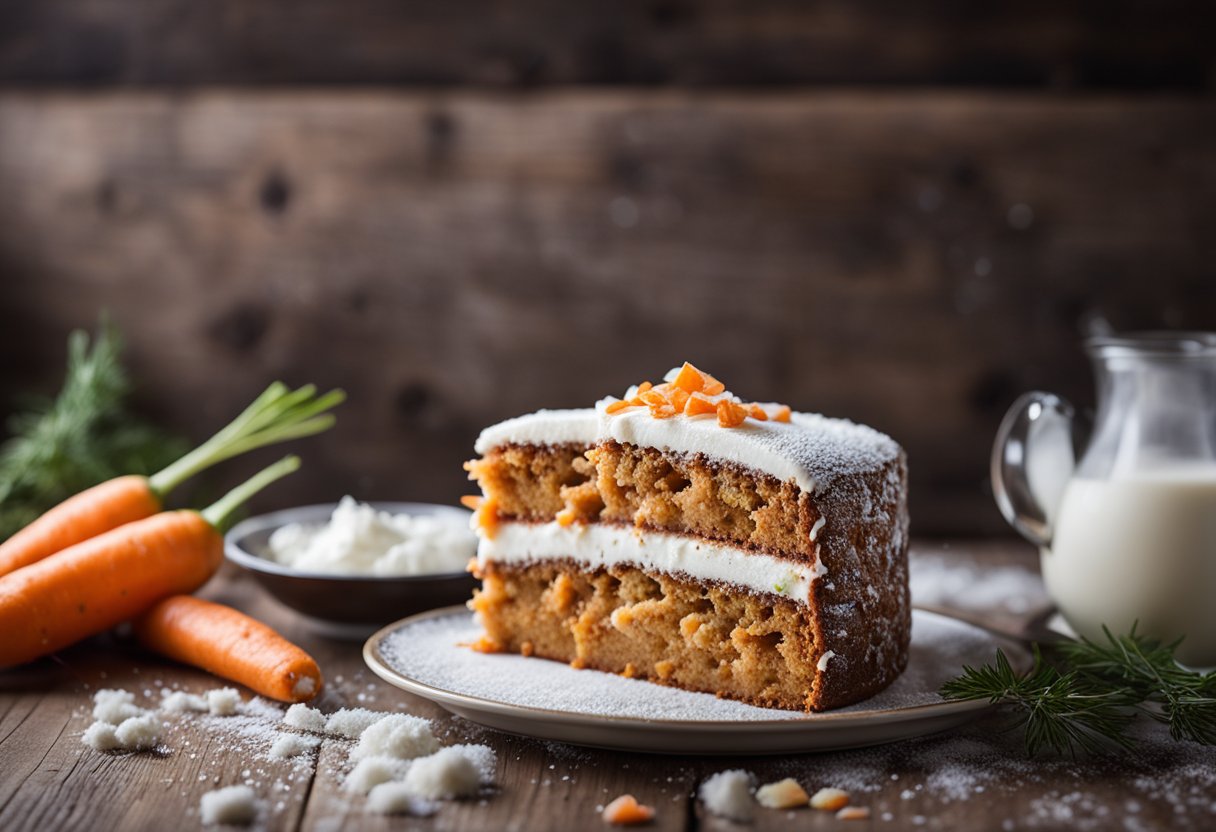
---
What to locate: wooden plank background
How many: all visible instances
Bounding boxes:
[0,0,1212,88]
[0,5,1213,536]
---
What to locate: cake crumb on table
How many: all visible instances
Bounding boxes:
[200,785,258,825]
[756,777,810,809]
[601,793,655,825]
[810,787,851,811]
[699,769,755,822]
[837,806,871,820]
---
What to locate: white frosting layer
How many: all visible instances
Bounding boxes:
[473,399,899,497]
[474,409,598,454]
[478,522,822,604]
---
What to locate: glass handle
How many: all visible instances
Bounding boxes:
[991,392,1077,548]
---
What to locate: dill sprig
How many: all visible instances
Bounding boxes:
[0,323,186,539]
[941,626,1216,757]
[1058,625,1216,746]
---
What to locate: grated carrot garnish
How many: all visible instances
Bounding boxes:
[602,794,655,826]
[555,508,576,527]
[665,386,690,413]
[684,392,717,416]
[460,495,483,510]
[700,372,726,396]
[671,362,705,393]
[601,364,792,429]
[474,495,499,539]
[716,399,748,428]
[639,389,667,408]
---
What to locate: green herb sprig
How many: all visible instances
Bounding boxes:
[0,324,186,539]
[941,625,1216,757]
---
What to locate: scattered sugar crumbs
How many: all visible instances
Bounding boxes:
[73,679,498,827]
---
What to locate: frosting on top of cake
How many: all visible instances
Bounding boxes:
[473,366,901,495]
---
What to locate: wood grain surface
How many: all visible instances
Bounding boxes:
[1,541,1212,831]
[0,1,1211,89]
[1,91,1213,535]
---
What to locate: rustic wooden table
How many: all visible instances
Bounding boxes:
[2,541,1212,831]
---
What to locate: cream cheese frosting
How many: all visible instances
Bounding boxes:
[478,521,823,604]
[473,400,899,497]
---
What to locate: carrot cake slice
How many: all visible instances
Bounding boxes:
[463,363,909,712]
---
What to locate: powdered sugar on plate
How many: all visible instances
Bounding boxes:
[375,608,1016,723]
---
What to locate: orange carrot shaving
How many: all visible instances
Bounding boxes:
[639,389,667,408]
[474,495,500,538]
[460,495,483,510]
[0,457,299,669]
[602,794,655,826]
[671,362,705,393]
[601,364,794,430]
[684,392,717,416]
[716,399,748,428]
[700,372,726,396]
[665,386,690,413]
[133,595,323,703]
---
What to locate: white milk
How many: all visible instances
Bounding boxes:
[1042,466,1216,666]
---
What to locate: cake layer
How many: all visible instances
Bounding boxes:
[479,521,824,604]
[471,559,830,711]
[467,441,819,563]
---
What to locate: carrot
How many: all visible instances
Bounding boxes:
[602,794,655,826]
[134,596,322,702]
[0,456,299,670]
[0,382,343,578]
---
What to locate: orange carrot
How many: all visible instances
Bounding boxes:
[0,476,160,577]
[0,456,299,669]
[134,596,323,703]
[0,383,342,579]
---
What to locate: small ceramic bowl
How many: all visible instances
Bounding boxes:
[224,502,478,630]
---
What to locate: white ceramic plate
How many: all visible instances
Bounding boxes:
[364,606,1028,755]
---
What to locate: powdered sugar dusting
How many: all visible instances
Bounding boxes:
[376,609,1008,722]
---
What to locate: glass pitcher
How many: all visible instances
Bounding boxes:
[992,332,1216,665]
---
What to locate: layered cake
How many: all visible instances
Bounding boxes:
[462,364,909,712]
